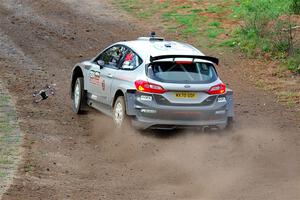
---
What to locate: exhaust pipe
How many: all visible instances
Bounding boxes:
[202,126,210,132]
[202,126,220,132]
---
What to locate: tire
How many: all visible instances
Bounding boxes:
[113,96,129,128]
[72,77,85,114]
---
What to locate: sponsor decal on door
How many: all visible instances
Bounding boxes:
[89,70,101,85]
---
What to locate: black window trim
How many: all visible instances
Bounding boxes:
[146,61,219,84]
[92,44,144,71]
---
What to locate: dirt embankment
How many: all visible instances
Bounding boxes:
[0,0,299,200]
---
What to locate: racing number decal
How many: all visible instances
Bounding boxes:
[89,70,101,85]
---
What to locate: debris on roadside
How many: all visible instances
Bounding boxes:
[33,84,56,103]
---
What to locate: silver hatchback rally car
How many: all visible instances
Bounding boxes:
[71,34,234,130]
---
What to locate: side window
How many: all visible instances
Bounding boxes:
[120,50,142,70]
[97,46,126,68]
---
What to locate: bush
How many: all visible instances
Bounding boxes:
[233,0,299,73]
[287,54,300,74]
[291,0,300,14]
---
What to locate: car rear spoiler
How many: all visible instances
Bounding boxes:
[150,55,219,65]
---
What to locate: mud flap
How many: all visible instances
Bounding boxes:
[125,91,136,116]
[226,89,234,118]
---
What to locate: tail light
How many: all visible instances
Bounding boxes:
[135,80,166,94]
[208,83,226,95]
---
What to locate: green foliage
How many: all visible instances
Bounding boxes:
[162,10,177,20]
[0,122,12,133]
[237,0,291,30]
[116,0,299,74]
[232,0,299,73]
[182,26,199,35]
[191,8,203,13]
[0,171,6,178]
[287,54,300,74]
[175,13,197,26]
[209,21,221,27]
[206,27,224,38]
[219,39,238,47]
[117,0,140,12]
[0,155,13,165]
[291,0,300,14]
[207,5,224,13]
[162,11,198,35]
[138,11,151,19]
[176,5,192,9]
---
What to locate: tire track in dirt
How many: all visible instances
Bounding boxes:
[0,0,299,199]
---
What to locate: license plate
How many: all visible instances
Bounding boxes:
[175,92,197,99]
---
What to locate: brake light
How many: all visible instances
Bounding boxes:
[175,61,193,64]
[135,80,166,94]
[208,84,226,95]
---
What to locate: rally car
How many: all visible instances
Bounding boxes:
[70,33,234,130]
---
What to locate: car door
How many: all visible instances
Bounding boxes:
[91,45,126,105]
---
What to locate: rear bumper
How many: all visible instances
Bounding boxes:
[125,90,234,130]
[132,118,228,130]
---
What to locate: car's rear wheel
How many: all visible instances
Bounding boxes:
[72,77,85,114]
[113,96,128,128]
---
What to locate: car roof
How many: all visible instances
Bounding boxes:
[116,38,206,64]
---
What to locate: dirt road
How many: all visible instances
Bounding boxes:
[0,0,299,199]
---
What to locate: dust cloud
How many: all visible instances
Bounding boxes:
[88,113,300,200]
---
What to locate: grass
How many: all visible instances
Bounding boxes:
[206,27,225,38]
[0,171,6,178]
[113,0,234,43]
[209,21,221,27]
[0,155,14,165]
[255,79,265,89]
[207,5,224,13]
[278,92,300,108]
[191,8,203,13]
[219,39,238,47]
[0,85,21,191]
[287,54,300,74]
[0,95,10,103]
[24,163,35,173]
[177,5,192,9]
[0,122,12,133]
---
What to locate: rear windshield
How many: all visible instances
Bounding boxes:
[147,62,218,84]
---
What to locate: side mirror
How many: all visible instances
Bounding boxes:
[97,60,105,69]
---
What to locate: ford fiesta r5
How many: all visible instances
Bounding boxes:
[70,34,234,130]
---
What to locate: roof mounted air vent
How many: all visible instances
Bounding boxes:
[137,32,165,42]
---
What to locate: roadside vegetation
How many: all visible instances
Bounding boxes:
[0,83,22,195]
[231,0,300,74]
[114,0,299,73]
[112,0,300,111]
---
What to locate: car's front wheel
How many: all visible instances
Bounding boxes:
[113,96,128,128]
[72,77,85,114]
